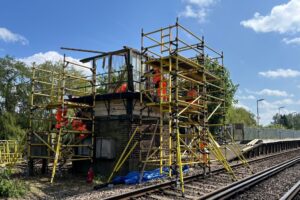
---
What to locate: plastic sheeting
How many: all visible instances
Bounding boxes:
[113,166,189,185]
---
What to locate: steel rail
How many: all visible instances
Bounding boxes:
[280,180,300,200]
[101,148,300,200]
[201,156,300,200]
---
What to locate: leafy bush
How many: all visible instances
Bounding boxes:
[0,169,27,198]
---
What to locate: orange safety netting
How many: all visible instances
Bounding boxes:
[55,107,68,129]
[186,89,198,103]
[115,83,127,93]
[71,118,88,140]
[157,81,167,101]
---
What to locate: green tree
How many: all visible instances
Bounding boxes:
[271,113,300,130]
[0,56,87,140]
[205,59,239,127]
[0,56,30,140]
[0,56,30,113]
[0,112,25,141]
[226,107,256,126]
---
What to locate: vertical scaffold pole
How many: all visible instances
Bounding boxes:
[51,128,62,183]
[92,59,97,164]
[28,66,35,174]
[159,55,163,174]
[175,19,184,194]
[168,56,172,177]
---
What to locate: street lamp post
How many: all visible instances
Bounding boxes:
[292,112,297,130]
[278,106,285,127]
[256,99,264,126]
[278,106,284,115]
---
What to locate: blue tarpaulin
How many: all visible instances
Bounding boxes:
[112,166,189,185]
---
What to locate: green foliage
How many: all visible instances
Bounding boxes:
[0,56,87,141]
[271,113,300,130]
[0,56,30,113]
[0,112,26,141]
[205,59,239,126]
[96,74,109,94]
[0,169,27,198]
[265,123,283,129]
[0,56,30,140]
[96,69,127,94]
[226,107,256,126]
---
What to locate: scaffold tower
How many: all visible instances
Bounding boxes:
[107,21,250,195]
[28,56,96,183]
[138,20,236,193]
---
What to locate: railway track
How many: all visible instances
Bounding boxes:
[202,156,300,200]
[280,180,300,200]
[102,148,300,200]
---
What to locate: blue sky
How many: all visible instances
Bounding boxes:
[1,0,300,125]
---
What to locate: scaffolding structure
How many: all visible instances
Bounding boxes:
[107,21,243,194]
[28,56,96,183]
[0,140,23,167]
[137,21,237,193]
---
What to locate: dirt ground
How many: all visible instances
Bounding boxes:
[7,165,103,200]
[24,175,98,199]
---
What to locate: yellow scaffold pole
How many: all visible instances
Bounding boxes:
[51,128,62,183]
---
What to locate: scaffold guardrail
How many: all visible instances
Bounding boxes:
[28,56,96,183]
[0,140,23,167]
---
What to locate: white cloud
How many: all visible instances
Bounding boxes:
[260,99,300,124]
[297,85,300,88]
[273,98,299,105]
[259,69,300,78]
[179,0,217,23]
[259,101,282,125]
[282,37,300,45]
[256,89,290,97]
[180,6,207,22]
[186,0,216,7]
[0,27,28,45]
[233,102,250,111]
[18,51,91,75]
[245,88,293,97]
[19,51,62,65]
[240,0,300,34]
[236,98,300,125]
[236,95,256,100]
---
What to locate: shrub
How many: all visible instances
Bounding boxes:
[0,169,27,198]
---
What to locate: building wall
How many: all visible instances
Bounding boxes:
[94,98,160,118]
[95,117,132,176]
[74,96,160,177]
[73,117,142,178]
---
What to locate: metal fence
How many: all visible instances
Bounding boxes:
[243,127,300,140]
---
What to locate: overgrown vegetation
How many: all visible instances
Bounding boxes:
[0,169,27,198]
[226,107,256,126]
[0,56,87,142]
[269,113,300,130]
[205,59,239,127]
[0,56,30,141]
